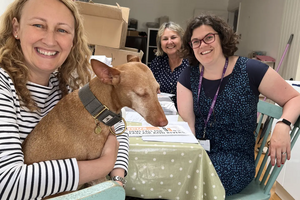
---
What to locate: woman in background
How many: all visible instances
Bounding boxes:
[149,21,189,108]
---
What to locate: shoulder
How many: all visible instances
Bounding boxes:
[0,67,15,92]
[151,55,166,64]
[246,58,269,74]
[179,65,192,80]
[181,58,190,67]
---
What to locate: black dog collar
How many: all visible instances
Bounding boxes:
[78,83,122,127]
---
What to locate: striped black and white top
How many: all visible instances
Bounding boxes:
[0,67,129,200]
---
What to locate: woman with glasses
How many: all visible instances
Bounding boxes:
[177,15,300,196]
[149,22,189,108]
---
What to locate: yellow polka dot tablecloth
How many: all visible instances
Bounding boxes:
[125,137,225,200]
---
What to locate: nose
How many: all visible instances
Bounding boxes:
[42,30,57,46]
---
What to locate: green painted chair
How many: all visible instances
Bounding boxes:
[49,180,125,200]
[226,100,300,200]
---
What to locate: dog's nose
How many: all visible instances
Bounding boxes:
[158,117,168,127]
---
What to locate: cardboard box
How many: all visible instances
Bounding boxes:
[127,30,140,37]
[77,2,130,48]
[95,45,144,66]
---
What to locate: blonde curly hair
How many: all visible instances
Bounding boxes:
[0,0,92,111]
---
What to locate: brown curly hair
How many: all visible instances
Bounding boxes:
[182,15,239,66]
[0,0,92,111]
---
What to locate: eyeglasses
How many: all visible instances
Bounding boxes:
[189,33,218,49]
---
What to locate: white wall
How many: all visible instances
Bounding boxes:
[93,0,229,32]
[230,0,284,60]
[229,0,300,80]
[0,0,14,17]
[276,0,300,81]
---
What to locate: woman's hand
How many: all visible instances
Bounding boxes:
[268,123,291,167]
[78,134,119,185]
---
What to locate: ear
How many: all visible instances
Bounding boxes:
[91,59,121,85]
[127,55,140,63]
[12,18,20,39]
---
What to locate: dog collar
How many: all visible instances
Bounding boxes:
[78,83,122,127]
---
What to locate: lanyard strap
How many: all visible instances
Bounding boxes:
[197,58,229,138]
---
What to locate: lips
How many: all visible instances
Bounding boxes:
[36,47,58,56]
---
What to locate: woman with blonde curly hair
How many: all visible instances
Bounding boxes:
[177,14,300,196]
[0,0,128,199]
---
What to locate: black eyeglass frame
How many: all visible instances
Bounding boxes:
[189,33,218,49]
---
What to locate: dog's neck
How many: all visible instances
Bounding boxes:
[78,81,122,127]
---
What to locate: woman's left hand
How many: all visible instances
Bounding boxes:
[268,123,291,167]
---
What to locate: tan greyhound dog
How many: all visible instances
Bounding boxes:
[22,55,168,188]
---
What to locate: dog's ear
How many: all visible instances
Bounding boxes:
[90,59,121,85]
[127,55,140,63]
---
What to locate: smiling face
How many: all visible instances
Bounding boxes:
[12,0,75,85]
[160,28,182,57]
[191,25,224,66]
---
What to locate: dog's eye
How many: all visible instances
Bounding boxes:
[135,88,149,98]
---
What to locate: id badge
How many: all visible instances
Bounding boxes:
[198,139,210,151]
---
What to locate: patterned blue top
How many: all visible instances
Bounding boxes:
[149,55,189,107]
[178,57,269,196]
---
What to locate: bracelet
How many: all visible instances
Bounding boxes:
[111,176,127,188]
[276,118,293,130]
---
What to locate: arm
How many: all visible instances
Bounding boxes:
[259,67,300,167]
[177,82,196,135]
[0,78,80,199]
[78,134,119,185]
[0,69,119,199]
[109,121,129,187]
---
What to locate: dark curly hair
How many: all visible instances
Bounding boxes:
[182,15,239,66]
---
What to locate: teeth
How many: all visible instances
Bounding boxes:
[37,48,57,56]
[202,50,212,55]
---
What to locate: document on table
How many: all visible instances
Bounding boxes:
[127,124,198,144]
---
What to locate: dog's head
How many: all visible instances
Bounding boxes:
[90,56,168,127]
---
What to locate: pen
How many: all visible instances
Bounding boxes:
[292,83,300,87]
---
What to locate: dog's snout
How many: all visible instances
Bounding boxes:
[158,117,168,127]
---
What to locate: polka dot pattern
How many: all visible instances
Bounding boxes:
[125,137,225,199]
[188,57,257,195]
[149,55,189,106]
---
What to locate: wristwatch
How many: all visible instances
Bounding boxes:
[276,118,293,130]
[111,176,127,187]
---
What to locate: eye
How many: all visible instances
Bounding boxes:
[57,28,68,33]
[33,24,43,28]
[192,40,200,45]
[204,35,214,42]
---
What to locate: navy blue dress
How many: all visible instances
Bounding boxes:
[178,57,269,196]
[149,55,189,108]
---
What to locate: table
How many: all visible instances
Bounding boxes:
[125,137,225,200]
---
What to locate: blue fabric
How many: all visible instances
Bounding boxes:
[178,57,269,97]
[187,57,261,196]
[149,55,189,107]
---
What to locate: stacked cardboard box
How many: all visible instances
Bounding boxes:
[77,1,143,66]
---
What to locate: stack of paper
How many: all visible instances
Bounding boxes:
[157,93,177,115]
